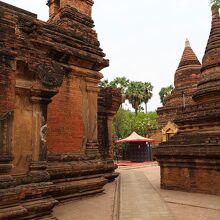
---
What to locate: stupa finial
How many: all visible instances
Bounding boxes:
[185,38,190,47]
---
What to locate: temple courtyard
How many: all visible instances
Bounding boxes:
[1,1,220,219]
[53,164,220,220]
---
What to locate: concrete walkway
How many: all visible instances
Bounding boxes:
[53,165,220,220]
[119,169,174,220]
[141,166,220,220]
[53,180,116,220]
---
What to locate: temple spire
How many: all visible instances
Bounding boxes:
[193,6,220,103]
[185,38,190,47]
[163,39,201,109]
[178,39,200,69]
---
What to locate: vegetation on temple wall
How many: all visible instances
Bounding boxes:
[113,107,158,141]
[100,77,153,114]
[159,85,174,106]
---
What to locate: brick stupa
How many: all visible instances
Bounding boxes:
[154,6,220,195]
[157,39,201,127]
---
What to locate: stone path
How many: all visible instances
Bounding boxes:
[141,166,220,220]
[53,181,116,220]
[53,165,220,220]
[119,169,174,220]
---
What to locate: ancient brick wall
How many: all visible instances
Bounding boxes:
[0,0,120,218]
[98,87,121,159]
[0,3,16,114]
[161,165,220,195]
[0,55,15,114]
[60,0,93,16]
[47,76,84,153]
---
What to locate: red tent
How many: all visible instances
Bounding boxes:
[115,132,155,143]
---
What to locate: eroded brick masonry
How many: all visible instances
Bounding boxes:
[154,7,220,196]
[0,0,121,219]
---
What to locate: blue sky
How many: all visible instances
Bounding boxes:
[2,0,212,111]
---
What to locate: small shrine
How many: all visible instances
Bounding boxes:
[115,132,155,162]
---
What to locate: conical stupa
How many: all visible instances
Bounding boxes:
[193,6,220,103]
[154,6,220,196]
[166,39,201,107]
[157,39,201,126]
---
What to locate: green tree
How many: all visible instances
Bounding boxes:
[99,79,110,88]
[142,82,153,113]
[100,77,153,113]
[125,81,144,114]
[159,85,174,106]
[125,81,153,114]
[100,77,130,102]
[109,77,130,94]
[113,108,158,140]
[210,0,220,8]
[109,77,130,102]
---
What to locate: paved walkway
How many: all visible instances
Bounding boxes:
[53,165,220,220]
[141,166,220,220]
[53,180,116,220]
[119,169,174,220]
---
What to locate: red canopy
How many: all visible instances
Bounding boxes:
[115,132,155,143]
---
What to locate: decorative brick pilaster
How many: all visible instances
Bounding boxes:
[85,78,100,156]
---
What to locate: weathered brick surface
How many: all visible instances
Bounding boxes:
[0,53,15,114]
[157,40,201,127]
[0,0,118,219]
[161,166,220,195]
[0,6,16,115]
[154,8,220,196]
[60,0,93,16]
[98,87,121,160]
[48,76,84,153]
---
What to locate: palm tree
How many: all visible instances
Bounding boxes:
[109,77,130,93]
[142,82,153,113]
[159,85,174,106]
[210,0,220,8]
[100,77,153,113]
[99,79,110,88]
[109,77,130,103]
[126,81,144,115]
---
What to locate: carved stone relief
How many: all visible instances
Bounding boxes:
[35,62,64,87]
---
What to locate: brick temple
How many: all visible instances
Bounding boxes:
[157,39,201,141]
[154,6,220,195]
[0,0,121,219]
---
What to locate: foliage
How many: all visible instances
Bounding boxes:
[113,107,158,141]
[126,81,144,114]
[142,82,153,113]
[125,81,153,114]
[210,0,220,9]
[109,77,130,94]
[99,79,110,88]
[100,77,129,91]
[159,85,174,106]
[100,77,153,114]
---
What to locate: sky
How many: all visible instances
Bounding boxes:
[1,0,212,111]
